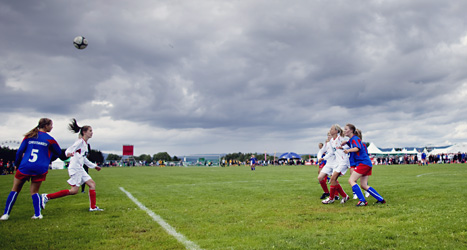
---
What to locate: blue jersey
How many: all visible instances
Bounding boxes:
[15,131,62,175]
[319,152,327,167]
[346,141,356,167]
[348,135,372,167]
[250,157,257,165]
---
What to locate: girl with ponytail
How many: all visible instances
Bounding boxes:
[321,124,351,204]
[42,119,104,212]
[1,118,63,220]
[344,124,386,206]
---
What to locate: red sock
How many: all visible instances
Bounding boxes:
[319,179,329,193]
[89,189,96,209]
[330,185,337,199]
[47,190,70,199]
[337,184,348,198]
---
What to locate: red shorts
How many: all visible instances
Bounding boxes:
[15,170,48,183]
[350,165,356,169]
[354,163,372,176]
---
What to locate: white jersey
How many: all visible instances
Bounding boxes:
[322,141,337,167]
[326,135,350,167]
[65,138,97,176]
[317,145,326,161]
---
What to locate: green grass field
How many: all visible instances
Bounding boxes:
[0,164,466,249]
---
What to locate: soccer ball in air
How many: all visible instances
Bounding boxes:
[73,36,88,49]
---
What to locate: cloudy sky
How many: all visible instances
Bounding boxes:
[1,0,467,157]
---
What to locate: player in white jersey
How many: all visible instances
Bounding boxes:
[317,136,331,199]
[322,124,350,204]
[41,119,103,212]
[318,134,334,177]
[318,133,342,201]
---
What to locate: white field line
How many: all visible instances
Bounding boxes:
[416,173,434,177]
[416,172,458,177]
[119,187,202,250]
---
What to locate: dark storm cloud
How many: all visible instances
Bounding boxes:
[1,0,467,155]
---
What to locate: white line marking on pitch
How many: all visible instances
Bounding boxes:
[416,173,434,177]
[119,187,202,250]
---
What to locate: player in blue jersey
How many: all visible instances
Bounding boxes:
[344,124,386,206]
[347,129,370,199]
[421,151,427,165]
[250,155,257,171]
[0,118,64,220]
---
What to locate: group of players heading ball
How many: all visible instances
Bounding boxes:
[315,124,386,206]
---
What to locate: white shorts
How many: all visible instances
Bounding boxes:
[333,164,349,176]
[321,164,336,176]
[67,171,92,186]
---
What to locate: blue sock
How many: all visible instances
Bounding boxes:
[352,184,365,202]
[4,191,18,215]
[32,193,41,216]
[367,187,384,201]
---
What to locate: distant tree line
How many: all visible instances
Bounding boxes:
[223,152,296,162]
[0,146,16,163]
[106,152,180,163]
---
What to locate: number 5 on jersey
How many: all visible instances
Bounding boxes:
[29,149,39,162]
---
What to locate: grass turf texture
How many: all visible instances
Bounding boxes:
[0,164,466,249]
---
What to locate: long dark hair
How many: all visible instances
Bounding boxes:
[68,118,91,136]
[24,118,52,139]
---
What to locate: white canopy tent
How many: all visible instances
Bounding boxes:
[51,158,65,170]
[429,148,448,155]
[445,143,467,153]
[427,144,467,155]
[405,148,419,154]
[367,142,384,154]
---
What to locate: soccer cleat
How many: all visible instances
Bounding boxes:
[320,193,330,199]
[89,207,104,212]
[31,214,43,219]
[375,199,386,204]
[340,196,349,204]
[0,214,9,221]
[356,201,368,207]
[322,197,334,204]
[41,194,48,209]
[365,191,370,198]
[334,196,340,201]
[353,194,358,199]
